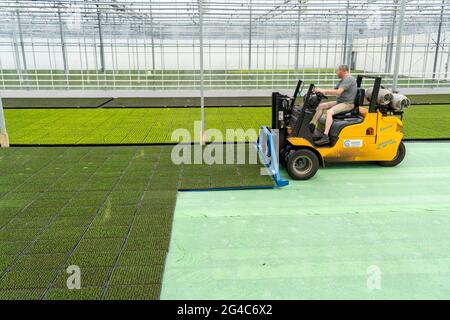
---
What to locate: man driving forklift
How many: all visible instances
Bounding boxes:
[309,64,357,146]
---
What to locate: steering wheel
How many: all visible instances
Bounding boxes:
[315,91,328,100]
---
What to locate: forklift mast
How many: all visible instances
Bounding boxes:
[271,80,303,130]
[356,75,382,113]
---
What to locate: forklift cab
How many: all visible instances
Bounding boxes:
[323,86,366,141]
[277,75,385,148]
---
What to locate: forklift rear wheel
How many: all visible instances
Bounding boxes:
[378,142,406,167]
[286,149,319,180]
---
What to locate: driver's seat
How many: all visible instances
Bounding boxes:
[332,88,365,119]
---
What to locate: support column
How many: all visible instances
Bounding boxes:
[199,0,205,145]
[248,0,252,70]
[342,0,350,64]
[391,0,407,92]
[12,32,23,85]
[0,96,9,147]
[96,3,105,72]
[16,9,28,88]
[58,6,69,87]
[432,0,445,81]
[445,40,450,79]
[16,9,27,72]
[149,1,156,71]
[294,2,302,77]
[346,29,354,68]
[385,1,398,73]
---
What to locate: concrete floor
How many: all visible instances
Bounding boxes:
[161,142,450,299]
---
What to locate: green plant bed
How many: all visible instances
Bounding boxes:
[408,94,450,105]
[402,105,450,139]
[4,105,450,144]
[0,145,273,300]
[2,98,111,109]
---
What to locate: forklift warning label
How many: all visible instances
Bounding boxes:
[343,139,363,148]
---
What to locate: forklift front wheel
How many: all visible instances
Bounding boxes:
[280,146,292,168]
[286,149,319,180]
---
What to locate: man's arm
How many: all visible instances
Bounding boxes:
[314,87,344,96]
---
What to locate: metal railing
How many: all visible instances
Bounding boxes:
[1,70,449,90]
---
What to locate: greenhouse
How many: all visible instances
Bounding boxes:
[0,0,449,303]
[0,0,449,90]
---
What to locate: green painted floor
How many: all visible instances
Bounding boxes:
[161,142,450,299]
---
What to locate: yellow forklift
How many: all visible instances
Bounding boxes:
[258,75,406,183]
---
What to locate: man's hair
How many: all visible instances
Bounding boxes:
[337,64,349,72]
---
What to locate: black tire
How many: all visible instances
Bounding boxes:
[378,141,406,167]
[286,149,319,180]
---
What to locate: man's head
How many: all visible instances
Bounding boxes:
[336,64,349,79]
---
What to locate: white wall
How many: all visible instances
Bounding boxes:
[1,33,449,81]
[354,32,450,79]
[0,37,345,71]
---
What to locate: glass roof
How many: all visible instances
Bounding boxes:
[0,0,448,40]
